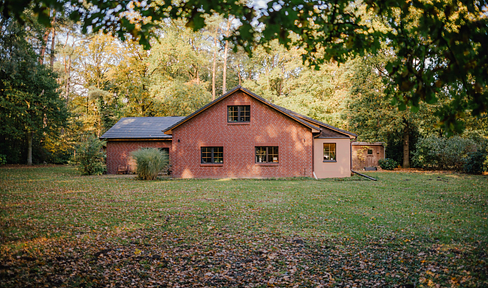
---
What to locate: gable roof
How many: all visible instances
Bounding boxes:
[163,86,356,138]
[100,117,185,140]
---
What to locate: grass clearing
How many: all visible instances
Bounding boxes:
[0,166,487,287]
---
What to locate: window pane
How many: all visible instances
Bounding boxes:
[228,106,238,122]
[323,143,336,161]
[240,106,250,122]
[201,147,212,163]
[255,147,266,163]
[269,146,279,162]
[213,147,223,163]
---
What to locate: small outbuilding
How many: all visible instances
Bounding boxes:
[100,117,184,174]
[352,142,386,170]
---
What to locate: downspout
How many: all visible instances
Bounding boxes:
[312,133,315,179]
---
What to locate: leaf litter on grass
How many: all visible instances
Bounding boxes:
[0,166,487,287]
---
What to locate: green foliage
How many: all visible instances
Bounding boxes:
[463,151,488,175]
[378,158,397,170]
[130,148,169,180]
[0,16,69,164]
[385,129,421,167]
[4,0,487,134]
[74,135,106,175]
[344,55,437,167]
[412,136,477,171]
[0,154,6,165]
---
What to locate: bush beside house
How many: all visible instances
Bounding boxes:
[74,135,106,175]
[378,158,397,170]
[130,148,169,180]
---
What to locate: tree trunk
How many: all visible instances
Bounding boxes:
[66,56,71,104]
[27,130,33,165]
[49,14,56,70]
[211,26,218,100]
[40,30,50,65]
[403,125,410,168]
[222,17,232,94]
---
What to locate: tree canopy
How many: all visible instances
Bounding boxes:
[2,0,487,133]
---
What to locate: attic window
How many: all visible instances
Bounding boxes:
[368,149,373,154]
[228,105,250,122]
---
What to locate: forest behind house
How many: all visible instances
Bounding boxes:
[1,7,487,170]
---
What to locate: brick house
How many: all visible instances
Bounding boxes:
[101,86,357,178]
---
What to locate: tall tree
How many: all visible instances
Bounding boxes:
[222,17,233,94]
[344,55,438,168]
[4,0,486,134]
[0,16,68,164]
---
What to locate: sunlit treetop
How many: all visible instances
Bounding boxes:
[1,0,487,134]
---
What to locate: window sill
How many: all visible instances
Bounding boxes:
[227,122,250,125]
[200,164,223,167]
[255,163,279,167]
[323,160,337,163]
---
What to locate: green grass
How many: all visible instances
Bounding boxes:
[0,166,487,287]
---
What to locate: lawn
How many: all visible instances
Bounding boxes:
[0,166,487,287]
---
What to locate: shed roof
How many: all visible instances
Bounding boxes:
[352,142,385,146]
[100,117,185,140]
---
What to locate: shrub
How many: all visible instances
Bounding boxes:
[412,136,477,170]
[378,158,397,170]
[463,151,488,174]
[74,135,106,175]
[130,148,169,180]
[0,154,6,165]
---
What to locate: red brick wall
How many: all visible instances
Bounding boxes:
[106,141,172,174]
[171,91,313,178]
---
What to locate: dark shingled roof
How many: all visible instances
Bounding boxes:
[100,117,185,139]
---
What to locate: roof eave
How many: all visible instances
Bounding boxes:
[102,137,173,141]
